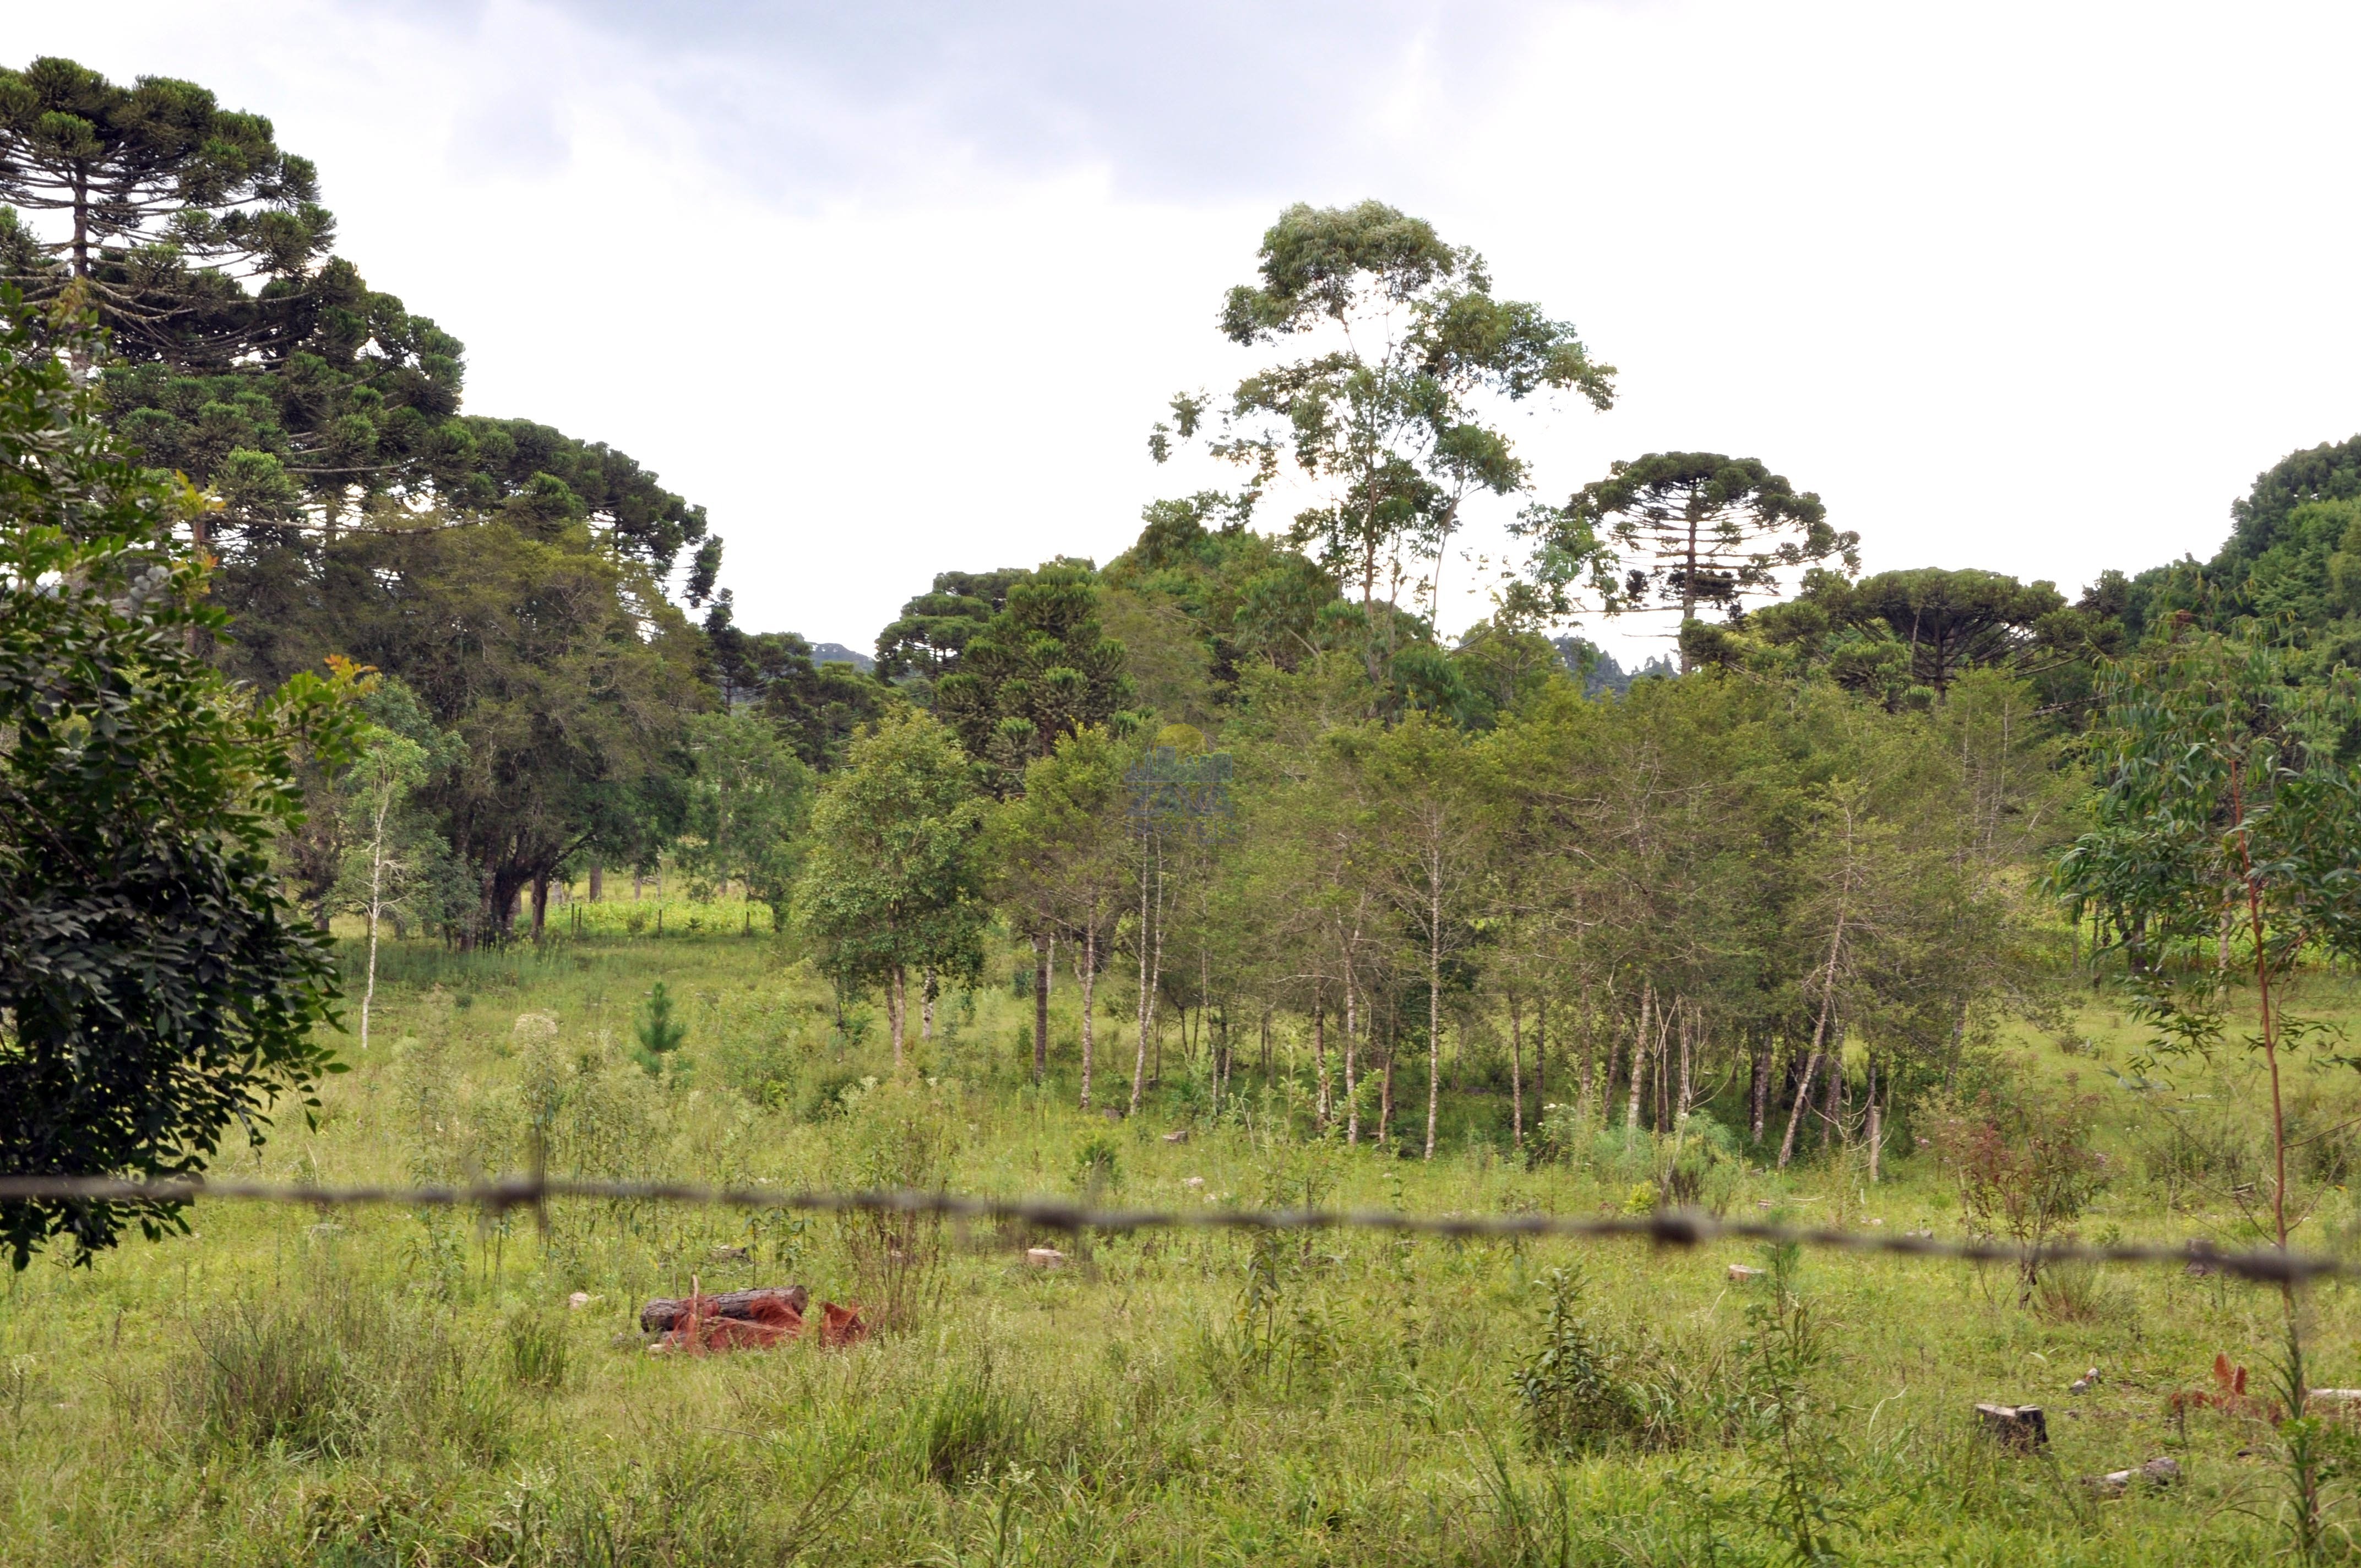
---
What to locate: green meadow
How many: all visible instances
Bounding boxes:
[7,922,2361,1567]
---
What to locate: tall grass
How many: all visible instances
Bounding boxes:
[7,931,2361,1564]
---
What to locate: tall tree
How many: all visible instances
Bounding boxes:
[1153,200,1615,616]
[0,57,333,361]
[790,711,987,1068]
[874,568,1026,684]
[681,709,814,924]
[1358,712,1494,1159]
[935,563,1131,790]
[1552,452,1853,669]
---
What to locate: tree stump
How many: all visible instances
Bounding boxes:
[1974,1403,2048,1451]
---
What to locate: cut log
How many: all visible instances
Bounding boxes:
[1727,1265,1764,1283]
[640,1284,809,1335]
[1163,1129,1189,1144]
[1025,1247,1067,1268]
[1974,1403,2049,1451]
[2086,1457,2179,1496]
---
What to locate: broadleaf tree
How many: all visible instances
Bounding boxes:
[790,710,988,1068]
[0,293,357,1267]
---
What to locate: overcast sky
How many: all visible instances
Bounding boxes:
[22,2,2361,662]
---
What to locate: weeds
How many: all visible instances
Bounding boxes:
[1737,1242,1847,1565]
[1512,1267,1652,1457]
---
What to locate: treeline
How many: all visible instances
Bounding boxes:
[10,56,2361,1166]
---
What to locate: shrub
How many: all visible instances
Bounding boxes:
[1928,1091,2107,1304]
[1512,1268,1652,1456]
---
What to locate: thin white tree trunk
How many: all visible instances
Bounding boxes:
[1344,964,1361,1146]
[1625,986,1652,1134]
[1508,991,1525,1147]
[1078,925,1098,1110]
[1313,979,1329,1130]
[1780,889,1851,1168]
[890,966,906,1070]
[1424,871,1441,1162]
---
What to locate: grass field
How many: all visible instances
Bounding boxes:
[8,919,2361,1565]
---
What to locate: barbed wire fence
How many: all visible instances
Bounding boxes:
[0,1174,2347,1286]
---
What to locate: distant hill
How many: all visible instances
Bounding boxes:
[810,642,874,672]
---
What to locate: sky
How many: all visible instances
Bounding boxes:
[19,1,2361,665]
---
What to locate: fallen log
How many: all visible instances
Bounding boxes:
[641,1284,809,1335]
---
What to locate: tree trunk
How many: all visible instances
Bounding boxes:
[1079,924,1098,1110]
[1778,1051,1821,1169]
[589,862,602,901]
[1865,1052,1883,1183]
[1781,890,1852,1167]
[1313,987,1329,1131]
[1508,991,1525,1148]
[1345,966,1361,1146]
[889,966,906,1070]
[1379,1027,1396,1147]
[1625,986,1651,1134]
[922,969,936,1044]
[1675,1004,1694,1128]
[1536,995,1548,1106]
[1823,1042,1843,1150]
[1424,899,1442,1162]
[530,871,549,940]
[1750,1039,1771,1144]
[1033,933,1051,1085]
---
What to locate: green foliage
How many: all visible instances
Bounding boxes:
[681,708,813,918]
[630,982,688,1077]
[1072,1133,1120,1195]
[876,568,1026,684]
[935,562,1131,792]
[0,57,334,361]
[503,1308,568,1391]
[792,710,988,1055]
[0,291,356,1268]
[1738,1243,1847,1565]
[2057,633,2361,1248]
[1528,451,1854,647]
[1155,200,1614,616]
[1513,1267,1651,1456]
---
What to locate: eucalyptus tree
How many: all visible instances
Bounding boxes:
[1151,200,1615,619]
[1354,712,1497,1158]
[2055,634,2361,1256]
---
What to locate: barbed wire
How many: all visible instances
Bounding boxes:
[0,1173,2346,1285]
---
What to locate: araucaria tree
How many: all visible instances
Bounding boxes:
[1544,453,1854,669]
[0,57,333,360]
[791,711,987,1068]
[0,296,355,1268]
[1153,200,1615,617]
